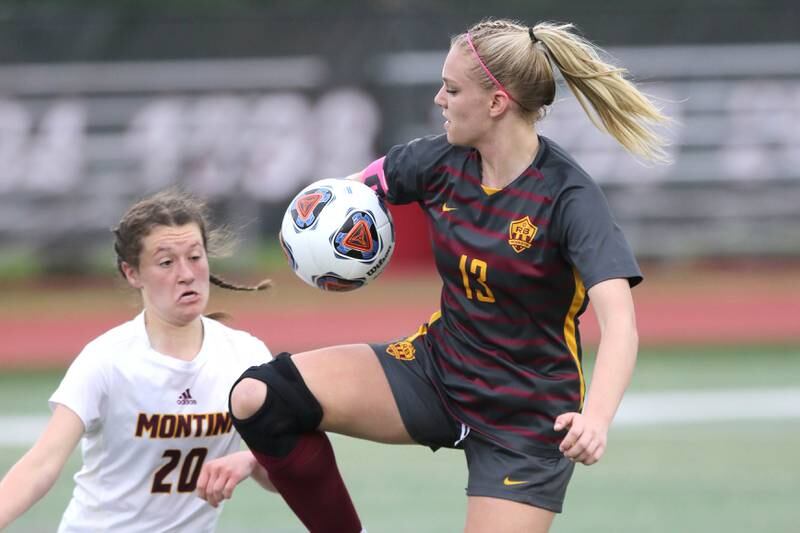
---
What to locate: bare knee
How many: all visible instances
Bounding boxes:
[230,378,268,420]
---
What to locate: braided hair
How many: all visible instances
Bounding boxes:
[113,188,271,294]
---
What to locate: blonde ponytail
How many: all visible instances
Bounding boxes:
[532,22,670,162]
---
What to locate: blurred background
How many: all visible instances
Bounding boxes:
[0,1,798,532]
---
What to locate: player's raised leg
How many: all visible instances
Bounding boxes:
[229,344,412,533]
[290,344,414,441]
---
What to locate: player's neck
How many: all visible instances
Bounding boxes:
[477,125,540,189]
[143,311,204,361]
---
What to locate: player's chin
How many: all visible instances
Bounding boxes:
[443,126,472,147]
[444,128,460,145]
[174,299,207,322]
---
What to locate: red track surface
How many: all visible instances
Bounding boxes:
[2,265,798,369]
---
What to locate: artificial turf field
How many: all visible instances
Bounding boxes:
[2,345,798,533]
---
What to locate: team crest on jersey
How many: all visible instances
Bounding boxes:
[508,216,538,253]
[386,341,415,361]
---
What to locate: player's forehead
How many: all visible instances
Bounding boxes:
[441,45,474,85]
[142,223,204,254]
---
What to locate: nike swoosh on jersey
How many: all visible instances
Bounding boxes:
[442,202,457,212]
[503,476,528,486]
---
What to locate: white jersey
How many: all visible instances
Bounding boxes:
[49,312,271,533]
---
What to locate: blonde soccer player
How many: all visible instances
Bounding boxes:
[228,19,666,533]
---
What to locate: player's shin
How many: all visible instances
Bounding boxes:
[230,354,362,533]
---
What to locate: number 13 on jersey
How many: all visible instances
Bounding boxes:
[459,255,495,303]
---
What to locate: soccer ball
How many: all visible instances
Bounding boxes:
[279,178,395,291]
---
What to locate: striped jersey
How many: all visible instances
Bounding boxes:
[364,134,642,455]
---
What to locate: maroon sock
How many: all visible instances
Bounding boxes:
[252,431,362,533]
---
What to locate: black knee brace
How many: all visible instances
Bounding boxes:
[230,352,323,457]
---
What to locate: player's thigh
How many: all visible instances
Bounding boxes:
[464,496,555,533]
[291,343,414,444]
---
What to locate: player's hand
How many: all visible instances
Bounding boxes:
[554,412,608,465]
[196,451,256,507]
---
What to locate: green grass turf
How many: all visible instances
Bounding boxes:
[617,344,800,392]
[2,423,797,533]
[1,345,798,532]
[2,345,797,409]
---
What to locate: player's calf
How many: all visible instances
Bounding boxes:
[229,353,362,533]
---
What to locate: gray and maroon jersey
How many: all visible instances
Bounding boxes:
[363,134,642,455]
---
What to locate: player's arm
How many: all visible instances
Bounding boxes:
[555,278,638,465]
[195,450,276,508]
[0,404,84,527]
[347,156,388,197]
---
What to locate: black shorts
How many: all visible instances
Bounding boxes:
[370,339,462,450]
[371,338,575,513]
[462,431,575,513]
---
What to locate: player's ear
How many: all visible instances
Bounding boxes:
[488,90,511,117]
[121,261,142,289]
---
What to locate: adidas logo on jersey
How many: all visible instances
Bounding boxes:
[177,388,197,405]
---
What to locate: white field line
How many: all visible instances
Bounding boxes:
[2,388,799,446]
[613,387,800,426]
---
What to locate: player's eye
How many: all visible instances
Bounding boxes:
[159,259,172,267]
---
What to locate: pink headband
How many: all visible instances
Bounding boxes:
[465,31,523,108]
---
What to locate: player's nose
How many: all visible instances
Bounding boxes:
[434,84,447,108]
[176,258,195,283]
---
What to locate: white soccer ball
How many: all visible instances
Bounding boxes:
[279,178,395,291]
